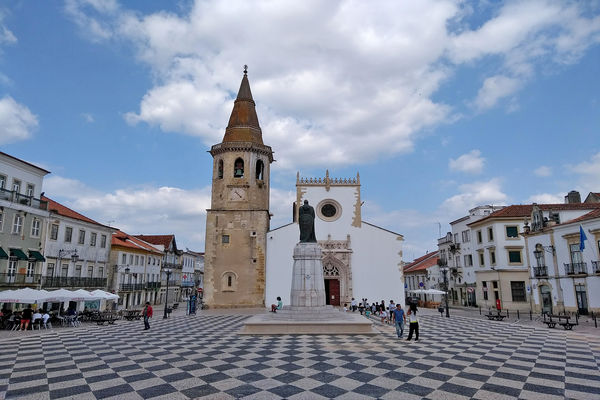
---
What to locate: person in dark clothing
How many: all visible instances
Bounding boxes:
[143,302,153,330]
[20,306,34,331]
[406,309,419,341]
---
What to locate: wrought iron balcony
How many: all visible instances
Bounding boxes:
[0,273,41,286]
[146,282,161,289]
[119,283,146,291]
[592,260,600,274]
[0,188,48,210]
[42,276,107,288]
[564,262,587,275]
[533,266,548,277]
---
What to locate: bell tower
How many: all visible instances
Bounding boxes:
[204,67,273,308]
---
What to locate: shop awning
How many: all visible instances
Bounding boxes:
[0,247,8,259]
[28,250,46,262]
[9,248,28,260]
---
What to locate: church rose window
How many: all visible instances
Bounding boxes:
[316,199,342,222]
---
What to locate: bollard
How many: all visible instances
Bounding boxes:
[517,309,520,320]
[479,306,481,315]
[507,309,510,318]
[530,310,532,320]
[576,313,578,324]
[595,315,597,328]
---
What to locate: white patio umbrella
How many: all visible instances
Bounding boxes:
[45,288,81,302]
[0,288,51,304]
[90,289,119,300]
[422,289,447,295]
[72,289,102,301]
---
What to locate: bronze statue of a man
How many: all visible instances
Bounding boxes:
[298,200,317,243]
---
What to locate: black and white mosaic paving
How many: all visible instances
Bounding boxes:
[0,312,598,399]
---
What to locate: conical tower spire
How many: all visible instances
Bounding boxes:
[222,65,263,144]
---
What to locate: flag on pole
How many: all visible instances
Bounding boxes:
[579,225,587,251]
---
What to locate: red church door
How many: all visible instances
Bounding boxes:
[325,279,340,306]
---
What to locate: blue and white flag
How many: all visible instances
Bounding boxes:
[579,225,587,251]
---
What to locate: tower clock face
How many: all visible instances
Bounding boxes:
[229,188,247,201]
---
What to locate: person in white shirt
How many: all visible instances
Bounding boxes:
[406,309,419,341]
[350,298,357,312]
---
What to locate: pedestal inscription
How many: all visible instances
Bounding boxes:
[290,242,326,307]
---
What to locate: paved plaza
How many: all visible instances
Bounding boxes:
[0,308,599,400]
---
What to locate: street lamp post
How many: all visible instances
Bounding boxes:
[163,268,172,319]
[438,259,450,318]
[52,249,79,287]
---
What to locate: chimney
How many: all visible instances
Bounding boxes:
[564,190,581,204]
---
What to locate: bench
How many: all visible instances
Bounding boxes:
[485,311,507,321]
[544,314,577,330]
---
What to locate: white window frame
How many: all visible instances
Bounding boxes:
[0,211,3,232]
[31,218,41,238]
[26,184,34,197]
[0,174,6,189]
[78,229,85,245]
[90,232,97,246]
[12,179,21,193]
[12,214,23,234]
[50,223,59,240]
[26,262,35,277]
[100,234,106,248]
[65,226,73,243]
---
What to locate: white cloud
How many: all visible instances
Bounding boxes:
[45,175,211,250]
[526,193,563,204]
[533,166,552,177]
[449,150,485,174]
[63,0,600,171]
[441,178,508,215]
[81,113,95,123]
[474,75,521,110]
[0,96,38,144]
[568,151,600,194]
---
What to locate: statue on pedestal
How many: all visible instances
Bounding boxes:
[298,200,317,243]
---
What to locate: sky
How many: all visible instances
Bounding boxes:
[0,0,599,260]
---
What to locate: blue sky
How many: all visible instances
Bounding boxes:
[0,1,599,259]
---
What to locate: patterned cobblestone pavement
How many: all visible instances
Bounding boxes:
[0,309,599,399]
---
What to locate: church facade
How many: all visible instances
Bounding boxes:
[265,171,405,308]
[203,70,273,308]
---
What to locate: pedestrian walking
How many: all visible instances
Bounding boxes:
[351,298,357,312]
[392,304,406,338]
[406,309,419,341]
[143,302,153,330]
[388,300,395,323]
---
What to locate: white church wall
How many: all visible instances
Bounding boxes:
[300,185,358,235]
[265,224,297,306]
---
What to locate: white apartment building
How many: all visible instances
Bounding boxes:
[41,197,114,297]
[524,205,600,315]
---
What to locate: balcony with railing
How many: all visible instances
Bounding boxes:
[181,280,195,287]
[42,276,107,288]
[1,273,41,286]
[0,188,48,210]
[533,266,548,278]
[564,262,587,275]
[146,282,161,289]
[119,283,146,291]
[592,261,600,274]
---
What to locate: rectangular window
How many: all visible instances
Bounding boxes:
[455,256,460,267]
[135,255,139,265]
[0,212,3,231]
[50,223,59,240]
[61,264,68,277]
[506,226,519,238]
[122,254,127,264]
[12,214,23,234]
[490,250,496,265]
[454,233,459,243]
[129,255,133,264]
[508,250,522,264]
[511,281,526,302]
[88,266,93,278]
[488,227,494,241]
[99,266,104,277]
[141,256,144,265]
[26,262,35,277]
[222,235,230,244]
[464,254,473,267]
[47,263,55,277]
[569,243,583,264]
[478,252,485,267]
[100,234,107,248]
[8,259,17,276]
[75,265,82,277]
[0,174,5,189]
[65,227,73,242]
[26,184,34,197]
[78,230,85,244]
[462,230,470,242]
[477,230,482,244]
[90,232,97,246]
[483,281,488,300]
[12,179,21,193]
[31,218,40,237]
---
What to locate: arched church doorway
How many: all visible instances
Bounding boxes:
[325,279,340,306]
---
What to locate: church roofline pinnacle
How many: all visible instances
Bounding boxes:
[296,170,360,188]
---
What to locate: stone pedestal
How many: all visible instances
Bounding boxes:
[240,242,376,335]
[290,243,326,307]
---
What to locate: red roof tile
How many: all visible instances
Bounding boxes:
[134,235,177,251]
[112,231,163,254]
[468,203,600,226]
[43,196,111,228]
[404,251,438,273]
